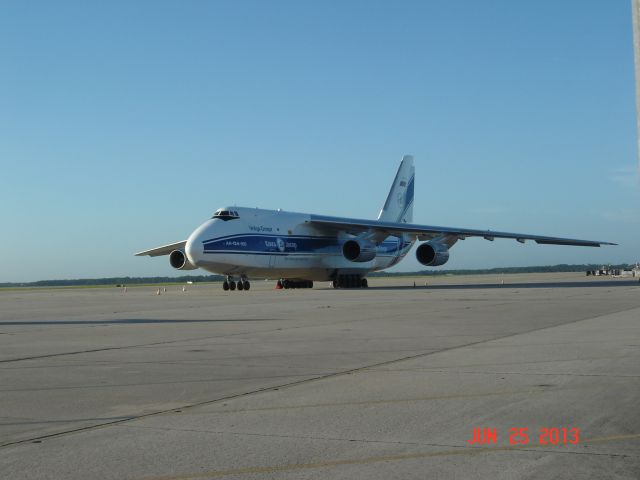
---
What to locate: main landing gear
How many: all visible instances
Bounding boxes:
[276,279,313,289]
[332,274,368,289]
[222,276,250,292]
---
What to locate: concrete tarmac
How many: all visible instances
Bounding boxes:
[1,273,639,479]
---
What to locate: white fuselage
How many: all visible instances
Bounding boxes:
[184,207,414,281]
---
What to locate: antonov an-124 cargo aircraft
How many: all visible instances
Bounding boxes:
[136,156,615,291]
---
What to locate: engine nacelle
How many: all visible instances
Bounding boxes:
[342,239,377,263]
[416,242,450,267]
[169,250,198,270]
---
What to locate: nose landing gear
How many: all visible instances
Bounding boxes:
[222,276,250,292]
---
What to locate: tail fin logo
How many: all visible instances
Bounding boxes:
[378,155,414,224]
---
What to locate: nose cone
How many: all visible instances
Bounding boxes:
[185,220,213,267]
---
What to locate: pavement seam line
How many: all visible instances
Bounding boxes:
[0,315,378,364]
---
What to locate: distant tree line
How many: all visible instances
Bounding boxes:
[1,264,635,288]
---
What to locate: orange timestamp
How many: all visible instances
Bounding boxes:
[466,427,580,445]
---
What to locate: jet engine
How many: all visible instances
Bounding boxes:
[342,239,377,263]
[169,250,198,270]
[416,242,450,267]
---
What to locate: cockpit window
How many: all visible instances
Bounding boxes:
[212,209,240,221]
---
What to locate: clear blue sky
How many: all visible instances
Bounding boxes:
[1,0,638,282]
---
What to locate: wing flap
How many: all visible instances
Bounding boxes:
[307,215,616,247]
[135,240,187,257]
[534,239,605,247]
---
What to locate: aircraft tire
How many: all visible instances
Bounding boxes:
[223,281,229,291]
[229,281,236,291]
[283,280,290,289]
[237,281,244,291]
[361,278,368,288]
[244,281,250,291]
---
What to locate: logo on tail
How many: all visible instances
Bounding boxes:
[378,155,414,224]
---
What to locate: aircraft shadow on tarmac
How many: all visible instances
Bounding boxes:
[363,280,639,291]
[0,318,276,326]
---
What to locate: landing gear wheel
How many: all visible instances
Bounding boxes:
[244,280,250,291]
[237,281,244,291]
[283,280,291,289]
[222,281,229,291]
[361,278,368,288]
[229,281,236,291]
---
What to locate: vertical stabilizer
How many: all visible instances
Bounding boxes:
[378,155,414,223]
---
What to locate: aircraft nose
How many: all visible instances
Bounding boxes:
[185,220,212,267]
[185,237,198,266]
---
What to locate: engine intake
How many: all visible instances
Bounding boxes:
[169,250,198,270]
[416,242,450,267]
[342,239,377,263]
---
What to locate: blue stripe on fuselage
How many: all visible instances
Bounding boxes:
[202,234,409,256]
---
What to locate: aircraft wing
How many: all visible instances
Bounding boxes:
[135,240,187,257]
[306,215,616,247]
